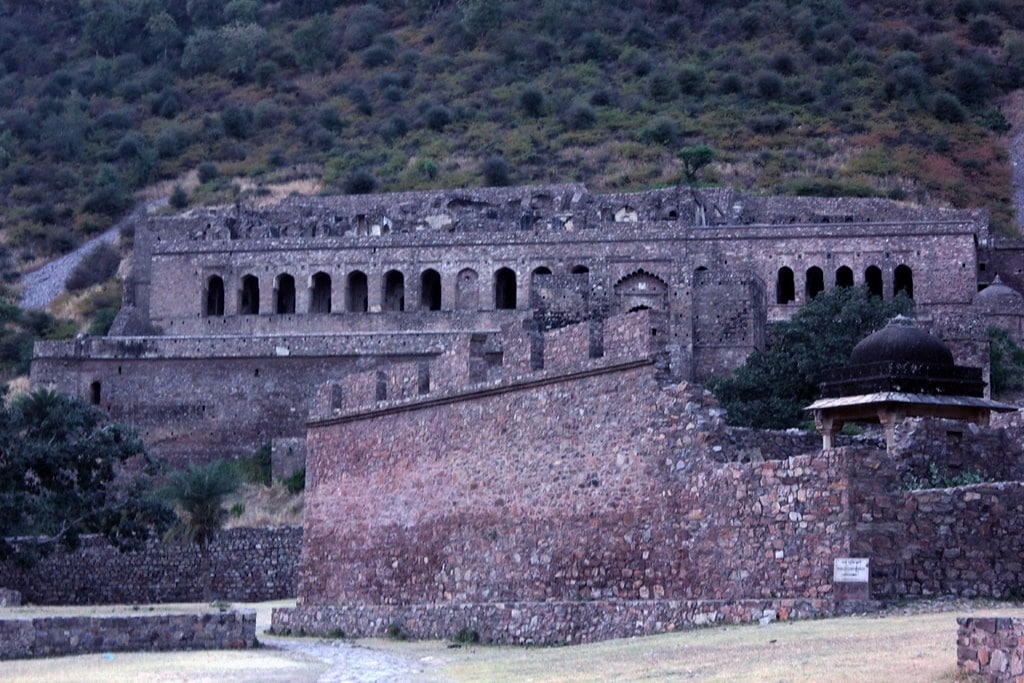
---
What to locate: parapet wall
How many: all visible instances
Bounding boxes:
[0,611,256,660]
[0,526,300,605]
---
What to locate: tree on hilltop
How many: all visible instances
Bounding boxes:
[709,286,913,429]
[678,144,716,184]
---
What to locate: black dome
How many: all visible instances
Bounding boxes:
[849,316,954,366]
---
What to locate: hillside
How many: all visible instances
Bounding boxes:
[0,0,1022,280]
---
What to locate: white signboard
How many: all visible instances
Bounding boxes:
[834,557,870,583]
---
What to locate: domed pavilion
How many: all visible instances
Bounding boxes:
[806,316,1017,450]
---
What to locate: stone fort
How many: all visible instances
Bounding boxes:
[26,184,1024,645]
[29,183,1010,466]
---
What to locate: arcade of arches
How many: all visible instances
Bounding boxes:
[776,264,913,305]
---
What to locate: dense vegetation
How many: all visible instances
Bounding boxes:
[0,388,174,563]
[709,286,914,429]
[0,0,1021,281]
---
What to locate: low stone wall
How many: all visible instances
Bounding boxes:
[0,611,255,660]
[0,527,300,605]
[273,598,825,645]
[957,617,1024,682]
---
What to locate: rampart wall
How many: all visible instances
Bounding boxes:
[279,312,1024,643]
[0,527,300,605]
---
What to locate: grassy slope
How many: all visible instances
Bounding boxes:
[0,0,1021,275]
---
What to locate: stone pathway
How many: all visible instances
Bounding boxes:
[262,635,444,682]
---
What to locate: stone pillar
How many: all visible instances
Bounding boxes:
[814,413,844,451]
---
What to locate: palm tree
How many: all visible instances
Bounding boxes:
[163,460,239,600]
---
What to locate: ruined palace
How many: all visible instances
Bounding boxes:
[30,184,996,465]
[25,184,1024,642]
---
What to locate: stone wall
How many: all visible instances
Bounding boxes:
[848,431,1024,601]
[0,527,300,605]
[0,611,255,660]
[273,598,824,645]
[33,184,989,465]
[957,617,1024,682]
[286,330,1024,643]
[289,359,856,643]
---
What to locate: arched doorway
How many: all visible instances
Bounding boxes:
[310,272,331,314]
[347,271,368,312]
[240,275,260,315]
[495,268,517,310]
[776,267,795,304]
[420,269,441,311]
[205,275,224,316]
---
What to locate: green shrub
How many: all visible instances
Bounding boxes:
[481,155,510,186]
[648,69,679,103]
[169,185,189,209]
[425,104,452,131]
[198,162,220,184]
[221,105,254,139]
[283,467,306,494]
[88,307,119,336]
[565,102,596,130]
[362,44,394,68]
[343,169,378,194]
[66,243,121,292]
[236,443,272,486]
[989,326,1024,395]
[385,622,409,641]
[931,92,967,123]
[453,627,480,644]
[754,71,785,100]
[640,116,679,146]
[519,86,544,118]
[676,66,706,96]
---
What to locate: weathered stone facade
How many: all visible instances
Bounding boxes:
[0,526,300,605]
[274,313,1024,643]
[30,185,992,464]
[0,610,255,660]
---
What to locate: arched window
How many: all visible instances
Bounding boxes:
[383,270,405,312]
[532,266,552,277]
[420,269,441,311]
[275,273,296,314]
[865,265,883,298]
[310,272,331,314]
[205,275,225,316]
[347,271,368,312]
[835,266,854,288]
[90,380,101,406]
[806,266,824,299]
[570,265,590,275]
[776,267,795,304]
[240,275,260,315]
[495,267,517,310]
[456,268,479,310]
[894,264,913,299]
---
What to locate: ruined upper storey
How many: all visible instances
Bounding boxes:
[152,185,989,243]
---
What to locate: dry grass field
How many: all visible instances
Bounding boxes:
[1,599,1020,682]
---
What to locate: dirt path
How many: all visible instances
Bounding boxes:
[17,199,165,311]
[261,635,442,683]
